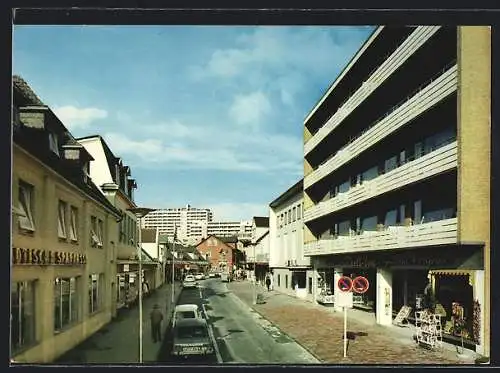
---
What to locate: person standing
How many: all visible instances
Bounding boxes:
[150,304,164,343]
[265,275,271,292]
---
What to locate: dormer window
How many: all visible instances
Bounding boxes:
[115,164,120,184]
[49,132,59,156]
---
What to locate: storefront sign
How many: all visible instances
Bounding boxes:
[12,247,86,265]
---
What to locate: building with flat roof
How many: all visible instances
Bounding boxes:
[303,26,490,356]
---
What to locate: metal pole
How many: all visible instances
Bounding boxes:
[171,225,176,304]
[343,306,347,358]
[138,216,143,363]
[252,243,256,304]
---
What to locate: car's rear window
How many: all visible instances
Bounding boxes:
[176,325,208,339]
[179,311,196,319]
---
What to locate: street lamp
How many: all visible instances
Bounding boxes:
[253,243,257,305]
[128,207,156,364]
[171,224,178,304]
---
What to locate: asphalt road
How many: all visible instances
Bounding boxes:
[158,278,319,365]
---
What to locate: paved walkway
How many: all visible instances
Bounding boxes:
[228,281,479,365]
[54,282,182,364]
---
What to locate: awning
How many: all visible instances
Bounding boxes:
[429,269,476,287]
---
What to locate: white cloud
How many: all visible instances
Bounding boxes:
[53,105,108,130]
[207,202,268,221]
[228,91,272,128]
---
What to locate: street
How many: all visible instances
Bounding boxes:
[157,278,319,364]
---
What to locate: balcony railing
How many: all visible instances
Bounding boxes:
[305,26,441,155]
[304,141,457,223]
[304,218,457,256]
[304,64,457,190]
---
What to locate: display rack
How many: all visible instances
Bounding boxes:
[415,311,442,349]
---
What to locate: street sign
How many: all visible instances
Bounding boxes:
[352,276,370,294]
[336,291,353,308]
[337,276,353,292]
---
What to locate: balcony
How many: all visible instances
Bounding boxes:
[304,64,457,190]
[304,141,457,223]
[304,218,457,256]
[305,26,441,156]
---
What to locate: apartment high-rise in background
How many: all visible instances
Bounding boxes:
[141,205,252,245]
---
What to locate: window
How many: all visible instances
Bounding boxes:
[292,207,296,222]
[48,133,59,156]
[361,216,378,231]
[338,220,351,236]
[338,180,350,194]
[58,200,67,239]
[297,204,301,220]
[308,277,313,294]
[90,216,103,248]
[285,275,288,289]
[384,156,398,174]
[384,209,398,227]
[54,277,78,332]
[362,166,379,182]
[69,206,78,241]
[89,273,103,314]
[414,200,423,224]
[287,210,291,224]
[277,274,281,287]
[97,219,104,247]
[11,281,36,352]
[18,180,35,232]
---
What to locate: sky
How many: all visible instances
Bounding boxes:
[13,25,374,221]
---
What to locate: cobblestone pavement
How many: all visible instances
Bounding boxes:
[227,281,475,365]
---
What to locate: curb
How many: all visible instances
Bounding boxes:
[227,285,323,364]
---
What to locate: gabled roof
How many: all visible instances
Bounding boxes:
[12,76,121,218]
[269,179,303,208]
[255,230,269,244]
[253,216,269,228]
[196,235,234,250]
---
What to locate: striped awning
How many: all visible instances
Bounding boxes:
[429,269,476,287]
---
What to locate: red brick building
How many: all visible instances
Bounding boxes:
[196,235,244,272]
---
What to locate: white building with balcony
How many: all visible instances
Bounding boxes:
[245,217,270,283]
[303,26,490,355]
[269,179,313,300]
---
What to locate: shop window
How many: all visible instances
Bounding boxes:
[18,180,36,232]
[89,273,103,314]
[361,216,378,231]
[384,209,398,227]
[57,200,67,239]
[292,271,307,289]
[54,277,79,332]
[11,280,36,353]
[69,206,78,241]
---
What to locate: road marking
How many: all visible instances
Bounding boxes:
[203,303,222,363]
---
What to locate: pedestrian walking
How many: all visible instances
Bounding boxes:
[265,275,271,292]
[150,304,164,343]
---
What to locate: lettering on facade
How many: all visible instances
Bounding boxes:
[328,253,452,268]
[11,247,86,266]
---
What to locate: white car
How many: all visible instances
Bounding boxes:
[183,275,197,289]
[173,304,203,327]
[194,273,205,281]
[208,272,216,278]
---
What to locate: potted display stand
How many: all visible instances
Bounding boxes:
[415,310,443,349]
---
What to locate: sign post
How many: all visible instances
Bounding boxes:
[336,275,369,358]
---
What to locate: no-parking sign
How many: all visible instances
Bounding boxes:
[337,276,353,292]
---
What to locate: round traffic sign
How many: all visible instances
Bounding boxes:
[352,276,369,294]
[337,276,353,292]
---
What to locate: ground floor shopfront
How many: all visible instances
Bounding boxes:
[271,267,314,300]
[11,247,114,363]
[309,244,487,355]
[115,261,162,310]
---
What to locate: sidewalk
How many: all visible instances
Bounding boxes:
[227,281,479,365]
[55,281,182,364]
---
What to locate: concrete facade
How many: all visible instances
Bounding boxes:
[302,26,491,356]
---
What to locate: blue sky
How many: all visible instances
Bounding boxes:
[13,25,374,221]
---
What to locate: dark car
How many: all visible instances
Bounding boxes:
[171,318,214,357]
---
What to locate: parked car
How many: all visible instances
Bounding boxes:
[208,272,216,278]
[171,318,214,357]
[183,275,198,289]
[173,304,203,327]
[194,273,205,281]
[220,272,231,282]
